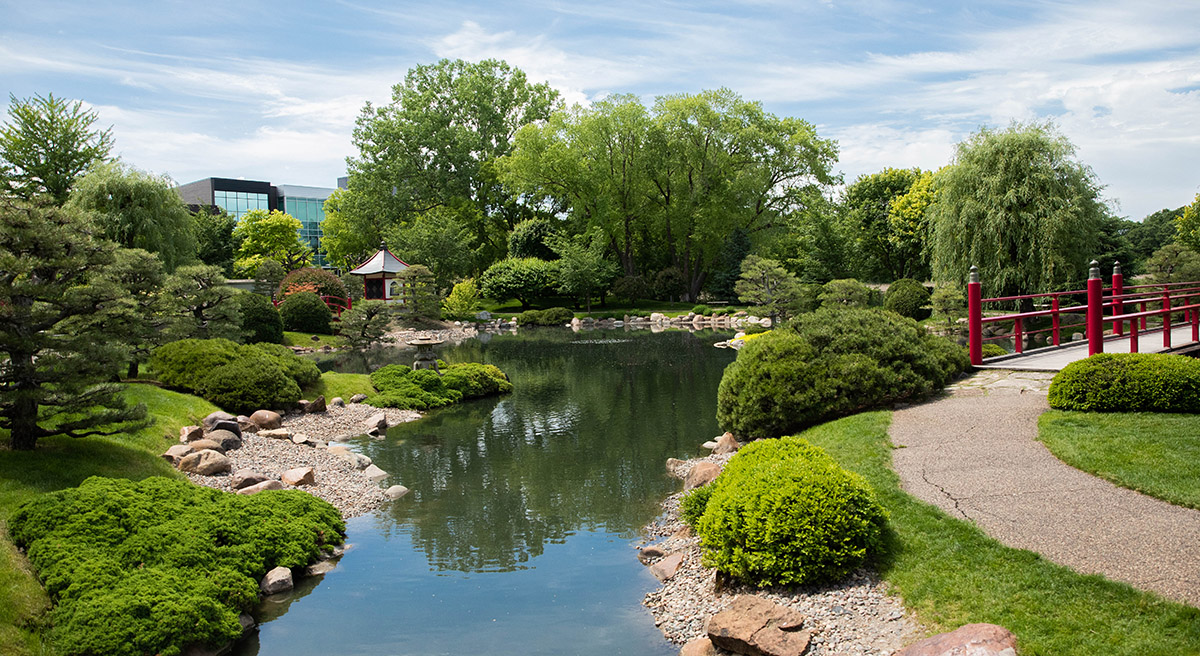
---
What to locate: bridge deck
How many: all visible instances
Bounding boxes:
[977,325,1199,371]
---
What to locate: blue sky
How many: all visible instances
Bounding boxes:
[3,0,1198,220]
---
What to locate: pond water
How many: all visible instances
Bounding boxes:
[233,328,737,656]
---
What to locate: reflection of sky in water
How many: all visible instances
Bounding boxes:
[237,329,735,656]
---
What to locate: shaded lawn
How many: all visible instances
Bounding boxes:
[283,331,345,349]
[302,372,374,402]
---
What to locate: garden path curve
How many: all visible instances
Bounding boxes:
[890,370,1200,607]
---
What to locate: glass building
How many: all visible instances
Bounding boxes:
[213,189,270,220]
[278,185,335,268]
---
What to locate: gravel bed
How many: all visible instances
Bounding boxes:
[281,403,420,443]
[642,456,924,655]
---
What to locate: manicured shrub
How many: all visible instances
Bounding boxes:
[478,257,558,309]
[692,304,712,316]
[818,278,871,308]
[199,359,301,414]
[517,307,575,326]
[717,308,968,439]
[691,437,888,586]
[368,362,512,410]
[236,292,284,344]
[245,343,321,389]
[981,343,1008,358]
[884,278,931,320]
[278,267,347,301]
[680,484,714,527]
[279,291,333,334]
[1048,353,1200,413]
[8,476,344,656]
[149,338,241,391]
[441,278,481,321]
[441,363,514,398]
[151,339,319,412]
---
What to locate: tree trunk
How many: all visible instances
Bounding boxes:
[128,361,139,379]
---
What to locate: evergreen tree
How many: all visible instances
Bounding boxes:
[0,93,114,204]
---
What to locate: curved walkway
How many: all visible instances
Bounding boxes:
[891,370,1200,606]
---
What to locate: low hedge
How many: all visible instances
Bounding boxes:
[686,437,888,587]
[981,343,1008,358]
[1048,353,1200,412]
[149,339,320,413]
[516,307,576,326]
[367,362,513,410]
[8,476,344,656]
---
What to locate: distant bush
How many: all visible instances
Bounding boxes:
[278,267,346,301]
[981,343,1008,358]
[691,304,712,316]
[441,278,481,321]
[246,342,321,389]
[150,339,319,412]
[368,362,512,410]
[689,437,888,587]
[236,292,284,344]
[1048,353,1200,413]
[884,279,931,320]
[819,278,871,308]
[8,476,344,656]
[613,276,651,304]
[517,307,575,326]
[717,308,968,439]
[279,291,332,334]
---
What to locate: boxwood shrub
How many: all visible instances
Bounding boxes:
[981,343,1008,358]
[150,339,320,412]
[279,291,333,334]
[716,307,968,439]
[149,338,241,391]
[236,292,284,344]
[884,278,931,320]
[688,437,888,586]
[367,362,513,410]
[1048,353,1200,412]
[198,360,302,414]
[8,476,344,656]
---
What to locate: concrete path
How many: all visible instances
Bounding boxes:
[978,324,1198,371]
[891,370,1200,606]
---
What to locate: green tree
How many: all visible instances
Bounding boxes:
[396,264,440,318]
[1145,243,1200,284]
[734,255,805,322]
[98,247,172,378]
[384,206,476,294]
[1127,206,1181,262]
[478,257,558,310]
[1173,194,1200,255]
[929,282,967,329]
[886,170,936,280]
[164,264,242,340]
[345,59,562,266]
[819,278,871,308]
[442,278,482,320]
[708,227,752,301]
[194,206,237,276]
[66,162,197,271]
[232,208,312,273]
[253,259,287,302]
[338,300,394,350]
[507,217,560,260]
[547,231,619,312]
[843,168,924,281]
[320,187,380,270]
[0,93,114,204]
[0,197,149,450]
[930,123,1108,297]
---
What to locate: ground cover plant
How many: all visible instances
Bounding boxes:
[803,412,1200,655]
[367,363,513,410]
[149,339,320,413]
[1048,353,1200,413]
[9,476,344,656]
[1039,410,1200,510]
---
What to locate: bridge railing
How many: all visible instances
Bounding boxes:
[967,262,1200,365]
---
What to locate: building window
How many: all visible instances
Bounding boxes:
[214,191,268,221]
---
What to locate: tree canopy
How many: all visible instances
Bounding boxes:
[0,93,114,204]
[232,208,312,273]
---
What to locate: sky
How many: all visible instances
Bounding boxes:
[2,0,1198,220]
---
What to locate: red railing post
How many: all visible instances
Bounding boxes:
[1140,302,1147,331]
[1087,261,1103,356]
[1193,297,1199,343]
[1052,296,1061,346]
[1163,290,1172,349]
[968,266,982,365]
[1112,262,1124,336]
[1014,317,1024,354]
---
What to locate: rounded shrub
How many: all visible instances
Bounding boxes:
[244,343,321,389]
[236,292,284,344]
[692,304,712,316]
[1048,353,1200,413]
[692,437,888,586]
[279,291,333,334]
[717,308,968,439]
[278,267,347,301]
[516,307,575,326]
[981,343,1008,358]
[368,362,512,410]
[884,278,931,320]
[149,338,241,391]
[198,359,302,414]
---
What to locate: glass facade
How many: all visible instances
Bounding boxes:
[213,190,269,220]
[282,196,327,267]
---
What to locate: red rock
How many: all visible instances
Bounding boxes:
[684,462,722,490]
[707,595,810,656]
[894,623,1017,656]
[650,552,685,582]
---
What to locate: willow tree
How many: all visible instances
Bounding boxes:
[929,123,1107,297]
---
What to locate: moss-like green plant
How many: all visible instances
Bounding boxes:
[149,338,242,391]
[8,476,344,656]
[516,307,575,326]
[367,362,512,410]
[150,339,319,413]
[245,343,321,389]
[1048,353,1200,412]
[198,360,302,414]
[981,343,1008,358]
[236,292,284,344]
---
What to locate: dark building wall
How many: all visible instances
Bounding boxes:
[176,178,215,206]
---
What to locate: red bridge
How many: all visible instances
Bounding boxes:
[967,261,1200,371]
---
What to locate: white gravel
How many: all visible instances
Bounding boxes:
[642,456,925,655]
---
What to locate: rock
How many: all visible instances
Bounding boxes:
[384,485,410,499]
[650,552,685,582]
[305,560,338,577]
[209,420,242,438]
[281,467,316,486]
[894,623,1018,656]
[231,469,270,490]
[702,440,719,449]
[349,393,368,404]
[680,637,718,656]
[179,425,204,443]
[236,415,259,434]
[249,409,283,430]
[327,445,351,456]
[306,396,327,413]
[362,464,388,482]
[297,400,310,412]
[671,525,692,540]
[684,462,722,490]
[639,546,666,564]
[332,433,357,442]
[713,432,740,455]
[330,397,345,407]
[202,410,236,430]
[707,595,811,656]
[258,428,293,440]
[364,412,388,432]
[650,312,668,323]
[260,566,294,595]
[161,444,195,465]
[205,429,242,451]
[187,438,225,454]
[237,479,286,495]
[340,452,372,470]
[666,458,688,479]
[291,433,310,445]
[239,613,256,635]
[476,310,492,321]
[178,449,233,476]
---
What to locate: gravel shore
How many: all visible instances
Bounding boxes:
[642,455,924,655]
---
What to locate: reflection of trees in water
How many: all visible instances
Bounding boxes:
[359,330,736,574]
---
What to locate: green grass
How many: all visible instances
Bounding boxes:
[0,385,219,656]
[1039,410,1200,510]
[302,372,374,402]
[283,331,345,348]
[802,411,1200,655]
[481,297,750,320]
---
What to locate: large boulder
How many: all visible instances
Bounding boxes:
[713,432,741,455]
[178,449,233,476]
[249,409,283,430]
[894,624,1017,656]
[237,479,286,495]
[236,415,259,434]
[231,469,270,490]
[179,425,204,443]
[384,485,410,500]
[187,439,225,454]
[205,429,242,452]
[706,595,811,656]
[684,462,722,490]
[680,638,718,656]
[161,444,195,466]
[306,396,327,413]
[649,552,685,582]
[209,420,242,438]
[281,467,316,486]
[202,411,235,431]
[364,413,388,433]
[260,566,293,595]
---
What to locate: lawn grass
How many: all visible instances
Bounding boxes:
[481,297,749,319]
[0,385,219,655]
[1039,410,1200,510]
[283,331,345,349]
[802,411,1200,655]
[302,371,374,402]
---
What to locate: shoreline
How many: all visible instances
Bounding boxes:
[640,453,923,655]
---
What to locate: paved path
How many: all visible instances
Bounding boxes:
[978,324,1198,371]
[891,370,1200,606]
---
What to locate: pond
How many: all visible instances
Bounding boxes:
[233,328,737,656]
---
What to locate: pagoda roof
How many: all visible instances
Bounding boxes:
[348,247,409,275]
